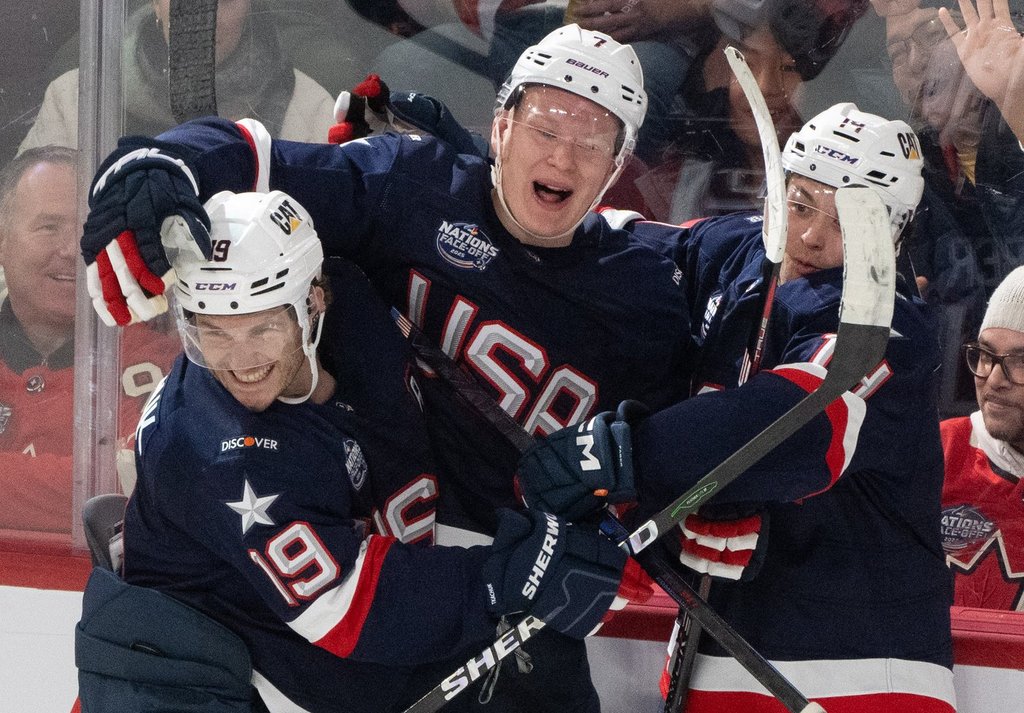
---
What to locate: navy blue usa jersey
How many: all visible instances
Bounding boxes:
[153,118,691,540]
[620,211,956,710]
[123,262,495,713]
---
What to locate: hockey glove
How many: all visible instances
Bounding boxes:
[677,508,769,582]
[81,138,212,326]
[483,508,626,639]
[328,73,488,158]
[516,400,648,521]
[589,556,655,635]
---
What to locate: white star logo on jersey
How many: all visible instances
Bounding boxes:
[226,480,279,535]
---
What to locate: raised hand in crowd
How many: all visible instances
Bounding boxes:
[940,0,1024,142]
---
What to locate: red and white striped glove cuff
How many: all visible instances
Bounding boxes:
[678,513,763,581]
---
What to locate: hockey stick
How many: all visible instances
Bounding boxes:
[665,45,791,711]
[727,45,788,385]
[168,0,218,123]
[629,185,893,707]
[393,312,824,713]
[398,187,892,712]
[623,186,894,555]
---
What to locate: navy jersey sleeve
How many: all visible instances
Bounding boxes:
[155,117,412,259]
[145,442,494,666]
[131,358,495,667]
[634,277,944,510]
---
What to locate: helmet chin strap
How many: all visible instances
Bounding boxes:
[490,116,628,246]
[277,307,326,405]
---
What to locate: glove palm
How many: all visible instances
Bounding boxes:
[81,140,212,326]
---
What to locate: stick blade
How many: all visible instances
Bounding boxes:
[724,46,787,264]
[835,186,896,331]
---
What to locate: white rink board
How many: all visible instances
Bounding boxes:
[2,584,1022,712]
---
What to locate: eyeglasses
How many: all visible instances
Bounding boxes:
[886,11,961,66]
[507,119,617,167]
[962,343,1024,385]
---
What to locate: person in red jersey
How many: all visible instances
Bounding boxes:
[942,264,1024,610]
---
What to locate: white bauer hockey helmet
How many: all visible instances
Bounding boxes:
[782,102,925,241]
[174,190,326,403]
[495,23,648,161]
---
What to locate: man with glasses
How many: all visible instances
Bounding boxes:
[941,264,1024,610]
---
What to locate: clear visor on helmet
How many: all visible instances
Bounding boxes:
[786,179,898,234]
[508,86,623,168]
[177,303,305,371]
[786,181,840,233]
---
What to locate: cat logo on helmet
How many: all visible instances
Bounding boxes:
[898,132,921,161]
[174,190,323,317]
[270,199,305,235]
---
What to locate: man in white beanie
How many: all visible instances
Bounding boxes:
[941,264,1024,609]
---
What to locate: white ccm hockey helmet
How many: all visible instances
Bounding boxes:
[495,23,648,162]
[782,102,924,241]
[174,190,326,403]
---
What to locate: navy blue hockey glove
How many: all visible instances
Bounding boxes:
[678,507,769,583]
[328,73,488,158]
[516,400,648,521]
[81,137,212,326]
[483,508,626,639]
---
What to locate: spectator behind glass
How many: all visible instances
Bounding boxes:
[18,0,335,152]
[937,0,1024,290]
[941,265,1024,609]
[940,0,1024,145]
[616,19,804,222]
[0,2,79,166]
[371,0,704,152]
[872,0,1024,416]
[268,1,424,101]
[0,147,175,540]
[608,0,869,224]
[494,0,710,162]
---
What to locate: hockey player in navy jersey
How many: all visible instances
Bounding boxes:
[78,24,687,712]
[100,190,626,713]
[518,103,957,712]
